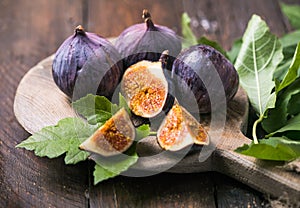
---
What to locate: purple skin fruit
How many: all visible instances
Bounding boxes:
[52,25,123,99]
[172,45,239,113]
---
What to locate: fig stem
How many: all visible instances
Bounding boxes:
[149,131,157,136]
[75,25,86,36]
[142,9,155,29]
[252,115,263,144]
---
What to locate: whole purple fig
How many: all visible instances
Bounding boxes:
[52,25,123,99]
[115,9,181,70]
[172,45,239,114]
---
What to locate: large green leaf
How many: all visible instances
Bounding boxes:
[235,15,283,116]
[280,3,300,29]
[16,118,97,164]
[235,137,300,161]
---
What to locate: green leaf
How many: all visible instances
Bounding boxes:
[135,124,151,141]
[227,38,242,64]
[92,148,138,185]
[267,113,300,137]
[197,36,229,59]
[280,30,300,59]
[235,14,283,116]
[181,12,198,48]
[276,42,300,92]
[16,118,97,164]
[273,59,293,82]
[235,137,300,161]
[280,3,300,29]
[118,93,131,115]
[93,164,117,184]
[72,94,118,124]
[287,92,300,115]
[262,78,300,133]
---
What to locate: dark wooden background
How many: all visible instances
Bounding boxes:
[1,0,299,207]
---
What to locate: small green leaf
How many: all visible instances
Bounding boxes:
[118,93,131,115]
[16,118,97,164]
[92,148,138,184]
[235,137,300,161]
[267,114,300,137]
[227,38,242,64]
[93,164,117,185]
[287,92,300,115]
[136,124,151,141]
[276,42,300,92]
[72,94,118,123]
[262,79,300,133]
[181,12,198,48]
[280,3,300,29]
[197,36,229,59]
[280,30,300,58]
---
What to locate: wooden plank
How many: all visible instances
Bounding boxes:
[184,0,289,50]
[89,173,216,208]
[213,172,263,208]
[86,0,184,38]
[0,0,88,207]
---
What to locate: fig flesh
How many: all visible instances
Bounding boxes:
[79,108,135,156]
[172,45,239,113]
[115,9,181,69]
[157,102,209,151]
[52,25,123,98]
[121,58,169,118]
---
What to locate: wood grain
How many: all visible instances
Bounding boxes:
[2,0,300,207]
[0,1,88,207]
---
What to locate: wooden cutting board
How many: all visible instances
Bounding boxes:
[14,55,300,203]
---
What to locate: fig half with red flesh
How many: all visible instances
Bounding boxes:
[79,108,135,156]
[157,102,209,151]
[121,60,168,118]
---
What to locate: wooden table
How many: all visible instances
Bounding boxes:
[1,0,299,207]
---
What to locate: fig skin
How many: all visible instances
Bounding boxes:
[52,25,123,98]
[157,102,209,151]
[115,9,181,70]
[171,45,239,113]
[79,108,135,156]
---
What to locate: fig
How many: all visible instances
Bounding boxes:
[120,52,169,118]
[79,108,135,156]
[172,45,239,113]
[157,102,209,151]
[115,9,181,69]
[52,25,123,98]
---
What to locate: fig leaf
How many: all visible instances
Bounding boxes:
[235,137,300,161]
[276,42,300,92]
[16,118,98,164]
[92,146,138,184]
[235,14,283,116]
[280,3,300,29]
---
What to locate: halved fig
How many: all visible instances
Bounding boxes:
[79,108,135,156]
[157,102,209,151]
[121,58,168,118]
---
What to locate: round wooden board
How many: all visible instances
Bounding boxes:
[14,55,300,203]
